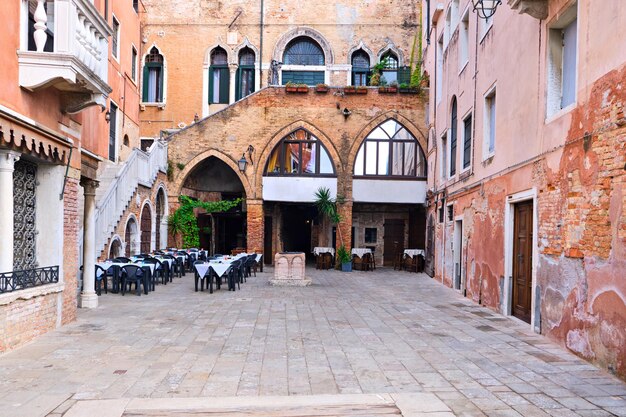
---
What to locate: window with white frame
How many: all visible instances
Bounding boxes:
[484,88,496,157]
[142,47,164,103]
[449,97,458,177]
[209,47,229,104]
[131,46,137,82]
[436,36,443,105]
[444,7,451,48]
[112,16,120,59]
[459,8,470,71]
[547,5,577,117]
[440,131,448,181]
[451,0,460,28]
[462,113,472,169]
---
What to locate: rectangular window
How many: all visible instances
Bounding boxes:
[459,9,470,71]
[439,205,444,223]
[108,102,117,162]
[146,66,162,102]
[436,36,443,105]
[463,114,472,169]
[364,228,377,244]
[112,16,119,59]
[440,132,447,180]
[444,8,451,49]
[447,205,454,222]
[210,67,229,104]
[131,46,137,81]
[485,89,496,156]
[547,6,577,117]
[282,71,325,86]
[450,119,457,177]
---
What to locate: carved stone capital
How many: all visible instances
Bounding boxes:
[508,0,549,20]
[0,150,21,173]
[80,177,100,195]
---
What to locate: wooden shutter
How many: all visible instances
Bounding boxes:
[208,67,214,103]
[219,67,229,104]
[463,116,472,169]
[142,65,150,101]
[157,66,163,102]
[398,66,411,85]
[235,67,241,101]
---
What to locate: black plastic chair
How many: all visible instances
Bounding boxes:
[120,265,147,296]
[193,260,210,292]
[94,264,113,295]
[114,257,132,263]
[141,257,163,289]
[244,255,258,279]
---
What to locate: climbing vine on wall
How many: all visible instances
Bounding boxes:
[167,195,242,248]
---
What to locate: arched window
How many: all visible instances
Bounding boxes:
[209,47,229,104]
[450,96,457,176]
[282,37,325,86]
[236,47,256,100]
[351,49,370,86]
[380,50,399,84]
[354,120,426,178]
[265,129,335,176]
[142,47,164,103]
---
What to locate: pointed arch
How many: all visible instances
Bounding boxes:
[203,42,234,65]
[139,199,155,253]
[233,38,260,65]
[175,149,254,199]
[124,214,140,256]
[347,41,375,65]
[348,112,427,175]
[377,42,404,66]
[141,44,167,104]
[255,120,342,190]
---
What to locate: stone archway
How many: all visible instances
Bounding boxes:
[155,188,167,250]
[109,236,123,259]
[181,156,246,254]
[140,203,152,254]
[124,216,140,257]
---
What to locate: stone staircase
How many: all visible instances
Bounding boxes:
[93,141,168,258]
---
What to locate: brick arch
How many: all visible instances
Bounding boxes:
[174,149,254,199]
[254,120,343,190]
[347,111,427,175]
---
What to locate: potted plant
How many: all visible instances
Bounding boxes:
[379,80,398,93]
[315,83,329,93]
[356,86,368,94]
[344,86,357,94]
[399,82,420,94]
[337,245,352,272]
[368,57,388,86]
[285,81,298,93]
[314,187,350,271]
[296,83,309,93]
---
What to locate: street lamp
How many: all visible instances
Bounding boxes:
[238,153,248,172]
[471,0,502,19]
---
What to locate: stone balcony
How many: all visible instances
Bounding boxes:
[17,0,112,113]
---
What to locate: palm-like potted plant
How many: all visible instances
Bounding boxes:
[314,187,351,271]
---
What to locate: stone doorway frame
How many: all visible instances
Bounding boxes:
[503,188,540,333]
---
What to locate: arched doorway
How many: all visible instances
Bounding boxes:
[181,156,245,254]
[140,203,152,254]
[125,217,139,257]
[109,237,123,259]
[155,189,166,250]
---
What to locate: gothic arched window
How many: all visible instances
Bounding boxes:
[209,47,229,104]
[265,129,335,176]
[282,37,325,86]
[142,47,164,103]
[351,49,371,86]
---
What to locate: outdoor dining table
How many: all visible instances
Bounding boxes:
[313,247,335,256]
[96,261,153,294]
[351,248,372,258]
[404,249,425,258]
[194,261,233,294]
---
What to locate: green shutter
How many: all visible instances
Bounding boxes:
[235,67,241,101]
[398,66,411,85]
[208,67,214,103]
[219,67,229,104]
[157,66,163,102]
[142,65,149,101]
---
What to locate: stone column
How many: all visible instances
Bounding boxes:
[0,150,20,273]
[336,201,353,250]
[246,199,264,253]
[229,64,238,105]
[80,177,99,308]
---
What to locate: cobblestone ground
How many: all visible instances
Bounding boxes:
[1,268,625,417]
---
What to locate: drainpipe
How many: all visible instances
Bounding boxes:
[259,0,264,88]
[426,0,431,45]
[469,10,479,176]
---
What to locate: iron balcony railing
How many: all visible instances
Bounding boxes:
[0,266,59,294]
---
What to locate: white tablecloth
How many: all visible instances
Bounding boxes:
[209,261,232,277]
[155,257,173,268]
[404,249,425,258]
[255,254,262,263]
[95,262,114,277]
[194,263,211,278]
[313,247,335,256]
[351,248,372,258]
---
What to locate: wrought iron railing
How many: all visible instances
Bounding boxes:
[0,266,59,294]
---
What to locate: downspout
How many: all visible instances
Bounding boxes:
[259,0,264,88]
[426,0,431,45]
[469,11,479,177]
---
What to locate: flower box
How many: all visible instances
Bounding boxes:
[344,87,368,95]
[286,86,309,93]
[378,86,398,93]
[399,87,420,94]
[315,85,329,93]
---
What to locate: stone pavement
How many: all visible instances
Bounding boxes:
[0,268,624,417]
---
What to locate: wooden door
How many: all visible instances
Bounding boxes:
[140,205,151,254]
[384,219,405,266]
[264,216,273,265]
[512,201,533,323]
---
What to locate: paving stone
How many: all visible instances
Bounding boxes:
[0,268,622,417]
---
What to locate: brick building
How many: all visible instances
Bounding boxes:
[422,0,625,378]
[139,0,429,265]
